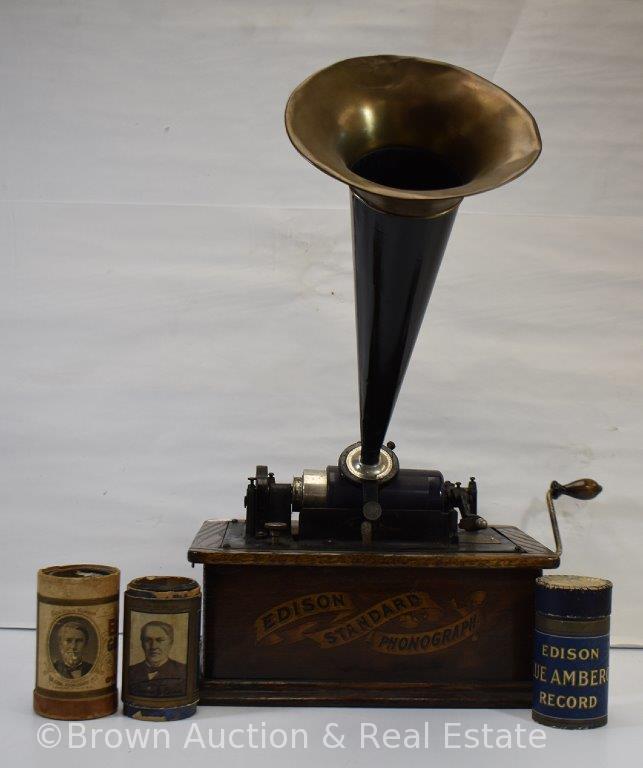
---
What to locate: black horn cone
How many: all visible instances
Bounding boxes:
[352,192,457,465]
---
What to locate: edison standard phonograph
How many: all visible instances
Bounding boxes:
[188,56,601,707]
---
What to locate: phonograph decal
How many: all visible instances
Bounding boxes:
[255,590,487,655]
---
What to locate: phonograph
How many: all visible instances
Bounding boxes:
[188,56,601,707]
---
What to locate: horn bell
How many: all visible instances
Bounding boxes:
[285,55,541,217]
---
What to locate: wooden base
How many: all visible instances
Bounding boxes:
[189,521,558,708]
[199,679,533,708]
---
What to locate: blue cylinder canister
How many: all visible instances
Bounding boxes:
[532,575,612,729]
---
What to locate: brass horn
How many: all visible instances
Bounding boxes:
[286,55,541,468]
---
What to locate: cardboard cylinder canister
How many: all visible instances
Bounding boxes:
[34,564,120,720]
[122,576,201,720]
[532,575,612,729]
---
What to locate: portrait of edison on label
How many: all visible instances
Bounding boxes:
[48,616,98,680]
[128,612,188,698]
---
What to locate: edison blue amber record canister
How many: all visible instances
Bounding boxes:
[532,575,612,729]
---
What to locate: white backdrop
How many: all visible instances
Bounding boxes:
[1,0,642,643]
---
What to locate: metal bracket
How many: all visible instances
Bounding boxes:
[338,441,399,485]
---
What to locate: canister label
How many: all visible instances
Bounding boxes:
[36,600,119,694]
[532,630,609,721]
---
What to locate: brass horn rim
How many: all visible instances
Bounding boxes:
[285,55,542,208]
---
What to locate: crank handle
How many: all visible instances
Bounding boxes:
[546,478,603,557]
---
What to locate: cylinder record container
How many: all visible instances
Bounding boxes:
[532,575,612,729]
[34,564,120,720]
[122,576,201,720]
